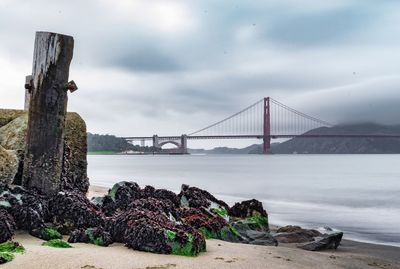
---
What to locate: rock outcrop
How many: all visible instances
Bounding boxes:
[0,110,89,193]
[274,225,321,243]
[298,232,343,251]
[0,146,18,185]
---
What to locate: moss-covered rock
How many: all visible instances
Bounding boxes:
[0,109,89,193]
[0,146,18,185]
[42,239,72,248]
[0,109,25,129]
[62,113,89,193]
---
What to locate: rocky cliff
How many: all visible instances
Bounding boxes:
[0,109,89,192]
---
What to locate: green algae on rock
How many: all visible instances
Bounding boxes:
[0,241,25,264]
[42,239,72,248]
[166,231,206,257]
[0,241,25,253]
[0,252,14,264]
[30,227,62,241]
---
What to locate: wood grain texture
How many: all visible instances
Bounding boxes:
[22,31,74,195]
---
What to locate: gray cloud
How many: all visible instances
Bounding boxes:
[1,0,400,148]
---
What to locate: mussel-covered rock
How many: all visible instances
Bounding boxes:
[0,208,15,243]
[178,184,229,220]
[230,199,268,219]
[108,208,206,256]
[68,227,113,246]
[229,199,269,232]
[274,225,321,243]
[142,185,180,207]
[1,185,48,230]
[49,191,105,230]
[128,197,179,221]
[298,232,343,251]
[178,208,240,242]
[101,181,141,215]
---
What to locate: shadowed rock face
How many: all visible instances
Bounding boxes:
[298,232,344,251]
[0,110,89,193]
[0,208,15,243]
[273,225,322,244]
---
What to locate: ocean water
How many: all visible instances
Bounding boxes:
[87,154,400,247]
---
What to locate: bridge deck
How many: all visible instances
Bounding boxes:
[122,134,400,141]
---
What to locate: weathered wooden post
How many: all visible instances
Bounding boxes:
[22,31,76,195]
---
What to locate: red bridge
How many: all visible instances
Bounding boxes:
[122,97,400,154]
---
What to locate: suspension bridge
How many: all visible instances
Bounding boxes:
[121,97,400,154]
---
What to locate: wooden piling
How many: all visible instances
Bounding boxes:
[22,31,74,195]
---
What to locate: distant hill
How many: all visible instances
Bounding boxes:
[87,133,159,153]
[189,144,262,154]
[272,123,400,154]
[189,123,400,154]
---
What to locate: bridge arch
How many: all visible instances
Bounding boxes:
[158,140,181,149]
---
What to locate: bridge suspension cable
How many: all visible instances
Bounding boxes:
[188,97,333,137]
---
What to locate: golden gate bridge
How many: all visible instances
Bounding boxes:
[121,97,400,154]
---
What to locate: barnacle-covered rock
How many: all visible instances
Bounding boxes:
[49,191,105,230]
[0,208,15,243]
[68,227,113,247]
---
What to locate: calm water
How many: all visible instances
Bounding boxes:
[88,154,400,247]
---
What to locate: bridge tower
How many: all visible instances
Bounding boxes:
[181,134,188,154]
[152,135,159,148]
[263,97,271,154]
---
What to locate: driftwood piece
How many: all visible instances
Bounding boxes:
[22,31,74,195]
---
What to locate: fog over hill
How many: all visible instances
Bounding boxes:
[189,123,400,154]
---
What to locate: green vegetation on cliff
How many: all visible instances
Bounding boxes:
[87,133,160,153]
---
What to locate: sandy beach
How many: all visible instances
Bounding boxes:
[2,185,399,269]
[2,231,399,269]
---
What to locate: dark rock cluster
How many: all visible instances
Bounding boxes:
[0,208,15,243]
[274,225,344,251]
[0,181,343,256]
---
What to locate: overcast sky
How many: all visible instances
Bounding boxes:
[1,0,399,148]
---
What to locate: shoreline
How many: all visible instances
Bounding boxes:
[89,185,400,249]
[2,185,399,269]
